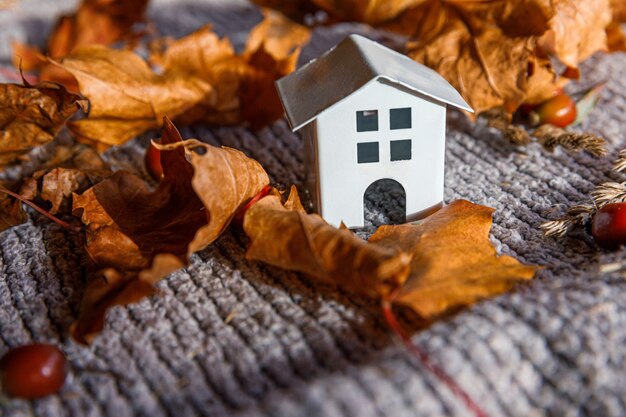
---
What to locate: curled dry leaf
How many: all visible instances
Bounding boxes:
[0,81,87,167]
[53,11,310,148]
[244,192,536,320]
[0,182,28,232]
[401,0,611,114]
[244,186,412,299]
[259,0,611,114]
[71,119,268,343]
[607,0,626,51]
[370,200,537,319]
[13,0,149,87]
[251,0,426,24]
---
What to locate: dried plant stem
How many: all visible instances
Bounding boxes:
[482,110,608,157]
[541,163,626,237]
[381,298,489,417]
[0,186,82,232]
[612,150,626,174]
[533,125,607,157]
[483,109,531,145]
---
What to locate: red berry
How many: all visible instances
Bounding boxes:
[591,203,626,250]
[145,141,163,181]
[530,93,577,128]
[0,344,67,399]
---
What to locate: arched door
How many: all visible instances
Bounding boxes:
[363,178,406,227]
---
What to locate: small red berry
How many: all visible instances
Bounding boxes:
[530,93,577,128]
[591,202,626,250]
[145,141,163,181]
[0,344,67,399]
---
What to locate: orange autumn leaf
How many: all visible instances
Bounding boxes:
[53,11,310,148]
[370,200,537,319]
[400,0,611,113]
[13,0,148,76]
[53,45,213,147]
[243,186,411,299]
[607,0,626,51]
[0,80,87,166]
[252,0,426,24]
[71,119,268,343]
[259,0,610,113]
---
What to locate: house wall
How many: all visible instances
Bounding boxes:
[314,79,447,227]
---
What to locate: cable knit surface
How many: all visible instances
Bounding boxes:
[1,1,626,416]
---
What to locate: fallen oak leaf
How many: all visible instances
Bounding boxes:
[71,118,269,342]
[0,80,87,166]
[243,186,411,299]
[370,200,538,319]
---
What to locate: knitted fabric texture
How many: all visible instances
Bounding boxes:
[1,1,625,416]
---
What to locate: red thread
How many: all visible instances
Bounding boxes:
[382,297,488,417]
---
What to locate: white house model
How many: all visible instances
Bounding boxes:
[275,34,473,228]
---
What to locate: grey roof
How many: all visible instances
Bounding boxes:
[276,34,473,131]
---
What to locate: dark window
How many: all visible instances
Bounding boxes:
[390,140,411,161]
[356,110,378,132]
[357,142,379,163]
[390,108,412,130]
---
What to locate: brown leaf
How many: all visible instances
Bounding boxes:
[0,81,87,166]
[52,13,309,148]
[52,45,213,147]
[607,0,626,51]
[243,187,411,299]
[0,182,28,232]
[401,0,611,113]
[370,200,537,319]
[13,0,149,84]
[71,119,269,343]
[239,10,312,129]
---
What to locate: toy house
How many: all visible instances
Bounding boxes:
[275,34,473,228]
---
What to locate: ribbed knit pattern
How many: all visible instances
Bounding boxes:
[1,1,625,416]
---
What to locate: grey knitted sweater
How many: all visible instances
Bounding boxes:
[1,1,625,416]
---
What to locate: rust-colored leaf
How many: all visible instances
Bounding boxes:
[400,0,611,113]
[259,0,611,113]
[243,187,411,299]
[607,0,626,51]
[240,10,312,129]
[0,81,87,167]
[13,0,149,87]
[52,12,310,148]
[71,119,269,343]
[370,200,537,319]
[0,182,28,232]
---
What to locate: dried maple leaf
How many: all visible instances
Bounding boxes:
[0,80,87,167]
[607,0,626,51]
[71,119,268,343]
[259,0,610,113]
[400,0,611,113]
[0,182,28,232]
[252,0,426,24]
[53,45,213,148]
[13,0,149,84]
[53,12,310,148]
[240,10,312,128]
[370,200,537,319]
[244,186,411,299]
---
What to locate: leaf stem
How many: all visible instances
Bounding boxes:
[0,186,82,232]
[381,297,489,417]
